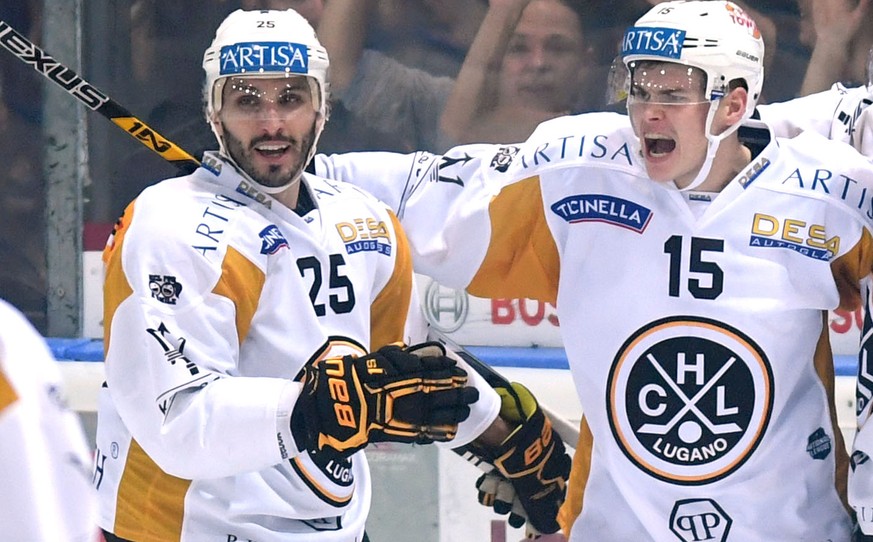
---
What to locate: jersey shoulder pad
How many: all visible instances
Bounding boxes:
[773,132,873,219]
[500,112,640,178]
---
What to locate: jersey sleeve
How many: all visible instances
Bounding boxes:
[0,300,98,541]
[102,197,300,480]
[369,210,416,349]
[315,140,562,302]
[759,84,873,157]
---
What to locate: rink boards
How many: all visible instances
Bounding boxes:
[54,261,863,541]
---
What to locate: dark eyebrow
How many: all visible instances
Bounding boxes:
[281,78,310,91]
[228,82,260,95]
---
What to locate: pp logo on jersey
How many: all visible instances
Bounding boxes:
[670,499,732,542]
[260,225,289,255]
[607,316,774,484]
[149,274,183,305]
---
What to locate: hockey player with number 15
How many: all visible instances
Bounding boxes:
[312,1,873,540]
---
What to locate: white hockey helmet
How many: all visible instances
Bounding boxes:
[202,8,330,189]
[620,1,765,190]
[621,0,763,120]
[203,8,329,120]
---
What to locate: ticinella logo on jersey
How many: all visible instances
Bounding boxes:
[219,42,309,75]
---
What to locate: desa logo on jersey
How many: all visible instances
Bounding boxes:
[621,27,685,59]
[749,213,839,261]
[220,42,309,76]
[336,218,392,256]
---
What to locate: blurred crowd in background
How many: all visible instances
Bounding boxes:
[0,0,870,333]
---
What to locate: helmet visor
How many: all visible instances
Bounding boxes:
[218,76,317,121]
[626,61,709,106]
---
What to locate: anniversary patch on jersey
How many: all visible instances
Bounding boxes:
[336,218,392,257]
[490,146,519,173]
[550,194,653,233]
[259,225,289,255]
[670,498,732,542]
[607,316,773,484]
[148,274,183,304]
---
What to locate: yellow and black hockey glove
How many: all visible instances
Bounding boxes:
[292,342,479,455]
[471,382,571,535]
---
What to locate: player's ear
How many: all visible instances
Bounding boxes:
[721,84,749,126]
[210,114,224,138]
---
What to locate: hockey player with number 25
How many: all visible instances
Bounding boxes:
[311,1,873,540]
[93,8,570,542]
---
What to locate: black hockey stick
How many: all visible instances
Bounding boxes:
[0,19,200,173]
[427,328,580,446]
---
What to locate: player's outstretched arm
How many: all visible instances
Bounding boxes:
[461,381,572,536]
[291,342,479,455]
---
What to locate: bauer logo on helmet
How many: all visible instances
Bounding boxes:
[219,42,309,76]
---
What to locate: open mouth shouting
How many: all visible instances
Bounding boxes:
[644,133,676,159]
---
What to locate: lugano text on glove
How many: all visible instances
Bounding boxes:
[291,342,479,455]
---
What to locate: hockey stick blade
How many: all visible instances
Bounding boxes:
[0,20,200,173]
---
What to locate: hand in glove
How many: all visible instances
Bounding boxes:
[292,342,479,455]
[468,382,571,535]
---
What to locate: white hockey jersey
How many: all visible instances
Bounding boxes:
[0,299,98,541]
[761,84,873,535]
[313,112,873,541]
[95,152,498,542]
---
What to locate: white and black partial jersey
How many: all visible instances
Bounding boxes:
[95,151,499,542]
[0,299,98,541]
[313,111,873,541]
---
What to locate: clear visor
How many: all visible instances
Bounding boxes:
[217,76,317,121]
[625,61,709,106]
[605,55,630,105]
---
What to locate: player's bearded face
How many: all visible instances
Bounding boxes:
[626,62,711,187]
[217,76,318,189]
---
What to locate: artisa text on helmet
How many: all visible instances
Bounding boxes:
[219,42,310,76]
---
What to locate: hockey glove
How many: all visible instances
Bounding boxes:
[292,342,479,455]
[473,382,571,535]
[476,470,545,539]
